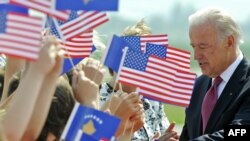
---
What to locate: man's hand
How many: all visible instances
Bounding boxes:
[157,122,179,141]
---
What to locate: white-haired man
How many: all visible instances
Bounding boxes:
[178,7,250,141]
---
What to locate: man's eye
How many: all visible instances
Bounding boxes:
[199,45,206,49]
[199,44,211,49]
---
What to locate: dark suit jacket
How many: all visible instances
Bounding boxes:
[180,57,250,141]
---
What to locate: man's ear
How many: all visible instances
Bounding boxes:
[227,35,235,48]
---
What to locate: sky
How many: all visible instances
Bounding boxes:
[117,0,250,22]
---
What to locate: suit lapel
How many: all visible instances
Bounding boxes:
[192,76,211,136]
[205,58,249,133]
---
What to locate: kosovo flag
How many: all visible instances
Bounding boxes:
[103,35,128,73]
[75,132,98,141]
[56,0,119,11]
[62,58,83,74]
[60,103,120,141]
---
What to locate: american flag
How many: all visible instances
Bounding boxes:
[171,69,196,96]
[145,43,191,72]
[145,43,196,104]
[60,11,109,40]
[0,12,44,60]
[122,34,168,52]
[9,0,69,21]
[119,49,194,107]
[121,36,141,51]
[145,43,167,59]
[60,31,93,58]
[46,10,79,39]
[166,46,191,72]
[47,11,93,58]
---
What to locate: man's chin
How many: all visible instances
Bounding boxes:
[201,70,210,76]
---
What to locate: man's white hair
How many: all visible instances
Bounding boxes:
[189,7,243,45]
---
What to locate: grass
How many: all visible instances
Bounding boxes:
[164,104,186,124]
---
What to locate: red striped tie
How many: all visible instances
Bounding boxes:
[201,76,222,133]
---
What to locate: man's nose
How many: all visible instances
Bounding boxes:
[194,48,202,60]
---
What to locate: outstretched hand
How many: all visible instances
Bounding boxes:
[77,58,105,86]
[27,35,63,76]
[157,122,179,141]
[71,69,99,108]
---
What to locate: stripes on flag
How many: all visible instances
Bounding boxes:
[0,12,44,60]
[60,30,93,58]
[141,34,168,51]
[166,46,191,72]
[46,12,94,58]
[143,69,196,107]
[172,70,196,93]
[10,0,69,21]
[60,11,109,39]
[119,49,195,107]
[145,43,191,71]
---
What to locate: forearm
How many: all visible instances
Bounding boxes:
[1,57,25,102]
[78,95,99,109]
[2,68,44,141]
[22,75,58,140]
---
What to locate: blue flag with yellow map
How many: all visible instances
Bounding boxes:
[56,0,119,11]
[60,103,120,141]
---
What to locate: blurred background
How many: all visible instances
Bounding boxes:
[94,0,250,132]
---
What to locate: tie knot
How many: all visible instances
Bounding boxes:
[213,76,222,87]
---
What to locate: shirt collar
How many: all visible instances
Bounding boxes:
[220,52,243,83]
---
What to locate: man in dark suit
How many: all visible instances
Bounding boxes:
[179,7,250,141]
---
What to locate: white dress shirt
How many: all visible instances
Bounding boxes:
[216,52,243,98]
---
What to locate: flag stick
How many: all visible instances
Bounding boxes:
[100,34,118,111]
[52,17,76,70]
[106,47,128,111]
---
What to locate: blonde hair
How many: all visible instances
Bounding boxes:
[122,19,152,36]
[90,30,106,61]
